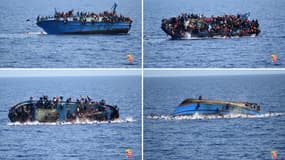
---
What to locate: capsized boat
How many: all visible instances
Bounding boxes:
[173,97,260,116]
[8,96,119,123]
[161,12,260,39]
[36,3,132,34]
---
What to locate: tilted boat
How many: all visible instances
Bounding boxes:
[8,96,119,123]
[173,97,260,116]
[161,12,260,39]
[36,3,132,34]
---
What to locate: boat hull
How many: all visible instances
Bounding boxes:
[37,20,132,34]
[8,100,119,123]
[161,27,258,40]
[173,99,260,116]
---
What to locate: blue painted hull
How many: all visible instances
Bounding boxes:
[37,20,132,34]
[173,102,260,116]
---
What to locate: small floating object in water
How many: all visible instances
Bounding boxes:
[127,54,133,64]
[125,149,132,160]
[271,150,277,160]
[173,96,261,116]
[271,54,277,64]
[8,96,119,123]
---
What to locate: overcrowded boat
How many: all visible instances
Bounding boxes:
[161,12,260,39]
[8,96,119,123]
[36,3,132,34]
[173,96,260,116]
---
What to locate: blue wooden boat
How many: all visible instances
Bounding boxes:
[36,3,132,34]
[8,96,119,123]
[173,97,260,116]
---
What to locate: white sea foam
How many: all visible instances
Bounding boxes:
[146,112,284,120]
[0,32,46,39]
[180,34,256,40]
[25,31,47,35]
[7,117,136,126]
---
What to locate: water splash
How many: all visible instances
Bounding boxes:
[25,31,47,35]
[146,112,284,120]
[180,34,256,40]
[0,32,46,39]
[7,117,136,126]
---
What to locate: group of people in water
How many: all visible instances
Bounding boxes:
[37,9,132,24]
[9,96,114,123]
[161,13,260,38]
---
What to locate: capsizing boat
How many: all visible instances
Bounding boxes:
[8,96,119,123]
[161,12,260,39]
[173,96,260,116]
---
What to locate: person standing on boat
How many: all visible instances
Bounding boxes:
[198,96,202,100]
[196,96,202,110]
[29,96,35,121]
[87,96,92,102]
[100,99,106,105]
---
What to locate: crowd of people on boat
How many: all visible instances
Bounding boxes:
[37,9,132,24]
[32,95,107,109]
[8,96,115,122]
[161,13,260,38]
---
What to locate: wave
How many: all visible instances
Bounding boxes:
[146,112,284,120]
[180,33,256,40]
[25,31,47,35]
[0,32,46,39]
[7,117,135,126]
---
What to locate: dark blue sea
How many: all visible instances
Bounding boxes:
[0,76,142,160]
[144,74,285,159]
[144,0,285,68]
[0,0,141,68]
